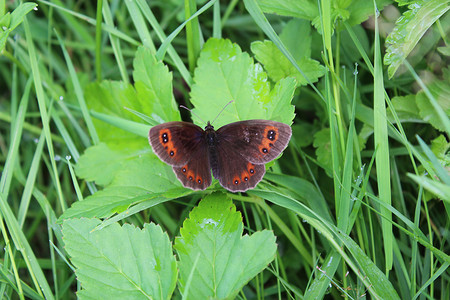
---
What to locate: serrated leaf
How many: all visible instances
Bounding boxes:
[71,47,186,217]
[281,19,312,58]
[84,81,150,142]
[76,143,135,186]
[437,44,450,56]
[384,0,450,78]
[63,219,177,300]
[256,0,390,30]
[133,46,180,123]
[174,193,277,299]
[265,78,296,122]
[416,78,450,132]
[252,19,325,86]
[387,95,420,121]
[256,0,316,19]
[69,143,182,219]
[252,40,325,86]
[58,187,191,221]
[431,135,450,167]
[190,38,295,128]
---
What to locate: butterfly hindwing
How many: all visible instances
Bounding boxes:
[216,120,292,164]
[172,147,212,190]
[149,122,205,167]
[212,144,265,192]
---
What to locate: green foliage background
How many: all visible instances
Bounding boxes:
[0,0,449,299]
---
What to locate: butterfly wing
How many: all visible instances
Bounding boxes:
[212,145,265,192]
[216,120,292,164]
[149,122,212,190]
[212,120,291,192]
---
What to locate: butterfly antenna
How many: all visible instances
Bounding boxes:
[179,105,207,125]
[211,100,234,125]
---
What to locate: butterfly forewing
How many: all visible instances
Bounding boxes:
[149,121,212,190]
[149,122,205,167]
[216,120,292,164]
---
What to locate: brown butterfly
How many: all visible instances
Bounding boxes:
[149,118,291,192]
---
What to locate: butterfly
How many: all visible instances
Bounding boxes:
[149,119,292,192]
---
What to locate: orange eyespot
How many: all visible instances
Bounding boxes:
[259,126,278,155]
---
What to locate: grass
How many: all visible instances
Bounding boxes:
[0,0,449,299]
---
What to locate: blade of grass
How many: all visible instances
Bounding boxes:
[407,174,450,203]
[0,87,55,299]
[373,0,393,273]
[0,77,32,196]
[135,0,193,86]
[54,29,99,145]
[95,0,103,81]
[249,190,401,299]
[66,157,84,202]
[124,0,156,52]
[24,17,66,211]
[17,131,45,228]
[185,0,202,73]
[213,0,221,38]
[154,0,216,61]
[0,78,33,300]
[102,0,129,84]
[37,0,140,46]
[0,192,54,299]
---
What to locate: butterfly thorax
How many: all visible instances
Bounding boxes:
[204,122,220,176]
[204,122,217,147]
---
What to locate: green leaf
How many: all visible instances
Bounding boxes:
[251,19,325,87]
[408,174,450,202]
[190,38,295,128]
[416,76,450,132]
[437,44,450,56]
[387,95,420,121]
[76,142,171,189]
[252,41,325,86]
[256,0,317,20]
[313,128,332,175]
[384,0,450,78]
[71,143,182,217]
[174,193,277,299]
[279,19,312,60]
[265,78,296,122]
[256,0,390,30]
[58,188,190,221]
[430,135,450,168]
[133,46,180,123]
[84,81,144,142]
[63,219,177,299]
[76,142,140,186]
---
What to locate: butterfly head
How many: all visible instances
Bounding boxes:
[205,121,214,131]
